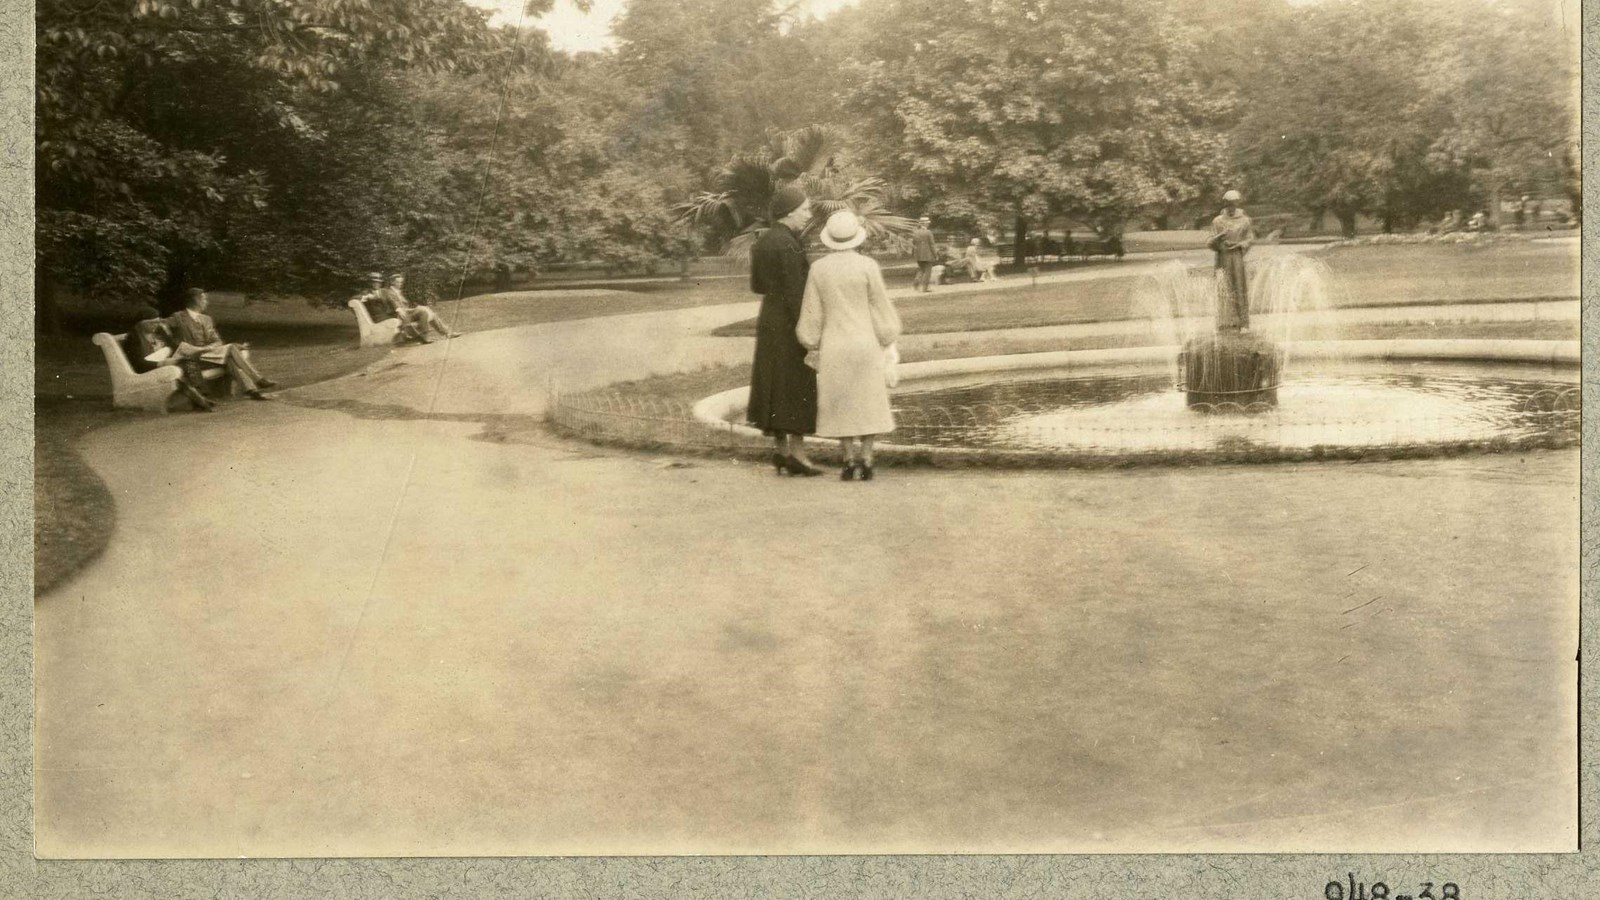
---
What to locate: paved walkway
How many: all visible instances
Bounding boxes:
[35,285,1577,857]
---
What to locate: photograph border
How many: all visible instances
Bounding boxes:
[1,0,1593,894]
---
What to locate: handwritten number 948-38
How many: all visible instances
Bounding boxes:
[1325,876,1460,900]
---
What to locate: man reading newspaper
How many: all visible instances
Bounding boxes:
[167,288,279,401]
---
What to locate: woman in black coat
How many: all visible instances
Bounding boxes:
[747,184,823,476]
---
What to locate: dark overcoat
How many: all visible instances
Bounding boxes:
[747,223,817,436]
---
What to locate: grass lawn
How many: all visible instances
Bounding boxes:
[714,240,1579,337]
[34,402,124,597]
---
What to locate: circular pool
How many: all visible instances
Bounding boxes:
[692,340,1579,465]
[890,360,1578,454]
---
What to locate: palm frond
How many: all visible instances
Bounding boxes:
[722,228,762,261]
[783,125,836,177]
[672,191,741,230]
[713,155,777,219]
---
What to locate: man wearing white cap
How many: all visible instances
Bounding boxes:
[1209,189,1257,331]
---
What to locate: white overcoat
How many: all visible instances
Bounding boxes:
[795,250,903,438]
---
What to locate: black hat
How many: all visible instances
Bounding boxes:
[769,184,808,221]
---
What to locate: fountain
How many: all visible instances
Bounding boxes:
[687,250,1578,465]
[1138,255,1339,412]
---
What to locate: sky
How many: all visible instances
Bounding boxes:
[468,0,863,54]
[468,0,1581,56]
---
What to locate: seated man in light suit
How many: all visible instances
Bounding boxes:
[382,273,459,343]
[360,271,424,343]
[167,288,278,400]
[130,306,215,411]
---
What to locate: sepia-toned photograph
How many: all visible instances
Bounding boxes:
[31,0,1580,860]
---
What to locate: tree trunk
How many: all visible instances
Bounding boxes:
[1335,209,1358,238]
[1012,215,1028,268]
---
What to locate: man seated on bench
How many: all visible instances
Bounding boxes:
[360,272,424,343]
[382,273,459,342]
[130,306,215,412]
[168,288,278,400]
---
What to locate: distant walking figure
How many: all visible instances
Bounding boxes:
[1208,190,1257,331]
[910,216,937,293]
[797,210,904,481]
[748,184,823,476]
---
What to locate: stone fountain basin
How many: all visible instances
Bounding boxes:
[692,340,1579,458]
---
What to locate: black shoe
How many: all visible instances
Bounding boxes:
[840,461,858,481]
[255,378,279,389]
[247,390,273,401]
[783,456,824,477]
[858,463,875,481]
[182,388,213,411]
[772,453,788,475]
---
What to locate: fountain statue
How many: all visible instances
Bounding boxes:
[1178,190,1285,410]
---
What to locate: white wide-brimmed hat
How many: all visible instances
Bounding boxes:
[1222,189,1243,202]
[820,210,868,250]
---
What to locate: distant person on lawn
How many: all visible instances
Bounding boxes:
[129,306,214,411]
[167,288,278,400]
[911,215,937,293]
[383,274,459,342]
[962,239,992,282]
[747,183,823,476]
[1208,190,1257,332]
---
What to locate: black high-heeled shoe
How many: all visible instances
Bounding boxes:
[858,462,875,481]
[772,453,788,475]
[840,461,858,481]
[783,456,824,477]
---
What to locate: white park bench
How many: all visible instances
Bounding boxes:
[348,297,402,348]
[91,332,240,413]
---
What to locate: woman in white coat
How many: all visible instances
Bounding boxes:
[796,210,903,481]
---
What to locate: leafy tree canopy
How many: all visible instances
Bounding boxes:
[842,0,1235,240]
[1231,0,1577,234]
[36,0,544,315]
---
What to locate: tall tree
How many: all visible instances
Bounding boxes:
[1420,0,1578,226]
[1232,0,1458,235]
[35,0,538,323]
[610,0,841,182]
[408,52,695,289]
[1232,0,1576,235]
[842,0,1234,264]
